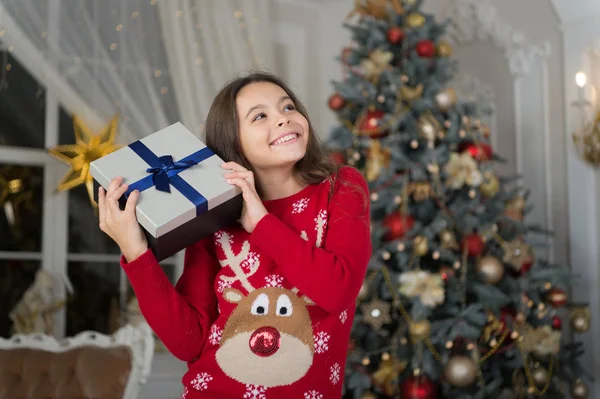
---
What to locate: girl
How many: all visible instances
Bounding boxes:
[98,71,372,398]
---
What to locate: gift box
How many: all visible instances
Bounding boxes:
[90,122,243,261]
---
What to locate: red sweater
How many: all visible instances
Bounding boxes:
[121,166,371,398]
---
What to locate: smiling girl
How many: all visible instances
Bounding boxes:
[98,71,372,398]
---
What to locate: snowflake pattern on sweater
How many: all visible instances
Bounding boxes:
[121,167,371,399]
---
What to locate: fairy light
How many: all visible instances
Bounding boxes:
[432,251,440,260]
[131,11,139,19]
[370,192,378,201]
[0,30,4,37]
[8,46,14,53]
[397,243,405,252]
[116,24,123,31]
[5,64,11,71]
[160,87,168,95]
[110,43,117,51]
[234,10,244,19]
[175,10,183,18]
[154,70,162,78]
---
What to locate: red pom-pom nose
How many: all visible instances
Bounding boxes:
[249,326,281,357]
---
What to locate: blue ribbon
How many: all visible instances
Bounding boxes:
[125,141,215,215]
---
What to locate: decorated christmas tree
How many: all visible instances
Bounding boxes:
[325,1,592,398]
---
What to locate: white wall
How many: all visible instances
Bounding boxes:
[271,0,599,396]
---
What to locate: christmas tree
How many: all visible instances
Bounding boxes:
[325,1,592,398]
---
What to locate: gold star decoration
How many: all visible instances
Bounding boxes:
[501,239,531,271]
[361,298,392,330]
[48,114,121,207]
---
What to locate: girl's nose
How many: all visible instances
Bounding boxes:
[278,120,290,127]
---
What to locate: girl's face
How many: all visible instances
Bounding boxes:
[235,81,309,171]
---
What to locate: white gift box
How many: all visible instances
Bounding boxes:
[90,122,242,261]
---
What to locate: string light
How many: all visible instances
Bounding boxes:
[150,0,157,5]
[110,43,117,51]
[154,69,162,78]
[0,30,4,37]
[175,10,183,18]
[234,10,244,19]
[7,46,13,53]
[41,31,47,38]
[5,64,11,71]
[131,11,139,19]
[116,24,123,31]
[160,87,168,95]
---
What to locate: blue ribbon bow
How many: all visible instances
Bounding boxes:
[125,140,215,215]
[146,155,196,193]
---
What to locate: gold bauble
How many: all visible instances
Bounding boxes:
[531,365,549,386]
[480,173,500,197]
[413,235,429,256]
[570,306,591,333]
[475,256,505,285]
[434,88,457,112]
[444,355,478,387]
[405,13,425,28]
[409,320,431,341]
[400,84,424,102]
[361,391,377,399]
[570,379,589,399]
[437,40,453,57]
[418,113,441,142]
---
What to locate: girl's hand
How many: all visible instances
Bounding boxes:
[221,162,268,233]
[98,176,148,262]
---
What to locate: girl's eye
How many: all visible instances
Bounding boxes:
[284,104,295,112]
[253,113,266,122]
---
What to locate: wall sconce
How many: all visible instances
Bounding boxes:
[572,71,600,167]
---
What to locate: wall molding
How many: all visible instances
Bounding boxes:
[444,0,551,76]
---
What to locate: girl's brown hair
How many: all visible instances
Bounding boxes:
[204,71,339,195]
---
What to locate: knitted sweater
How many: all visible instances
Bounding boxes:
[121,166,372,399]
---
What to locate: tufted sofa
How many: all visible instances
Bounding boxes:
[0,323,154,399]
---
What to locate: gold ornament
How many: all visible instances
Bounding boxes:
[360,49,393,83]
[481,311,503,342]
[480,172,500,197]
[505,195,526,220]
[361,298,392,330]
[360,391,377,399]
[399,84,424,102]
[570,306,591,333]
[501,240,531,271]
[346,0,404,20]
[0,166,39,228]
[531,365,549,387]
[409,319,431,341]
[418,112,441,142]
[437,40,453,57]
[48,114,121,207]
[405,13,425,28]
[365,140,391,182]
[408,181,433,201]
[570,379,589,399]
[444,355,478,387]
[475,256,505,285]
[439,229,459,250]
[435,88,457,112]
[372,356,408,396]
[413,235,429,256]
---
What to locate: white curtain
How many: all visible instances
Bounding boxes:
[0,0,275,142]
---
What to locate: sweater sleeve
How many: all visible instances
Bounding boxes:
[251,166,372,313]
[120,237,220,362]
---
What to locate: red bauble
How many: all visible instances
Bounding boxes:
[401,374,438,399]
[357,109,388,138]
[552,315,562,330]
[520,260,533,275]
[387,26,405,44]
[383,213,415,241]
[416,40,436,58]
[328,93,346,111]
[462,234,485,257]
[546,288,568,308]
[458,141,493,161]
[330,151,346,165]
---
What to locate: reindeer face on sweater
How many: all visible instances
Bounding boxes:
[215,286,314,387]
[214,231,317,387]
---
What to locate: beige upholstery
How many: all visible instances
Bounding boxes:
[0,324,154,399]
